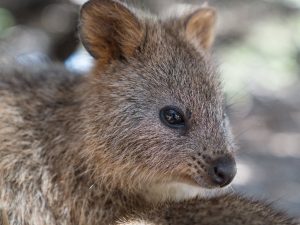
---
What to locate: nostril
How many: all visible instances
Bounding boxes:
[213,166,225,182]
[210,156,237,187]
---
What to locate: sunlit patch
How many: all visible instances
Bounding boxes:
[269,133,300,158]
[65,46,93,74]
[70,0,88,5]
[233,162,252,186]
[118,220,154,225]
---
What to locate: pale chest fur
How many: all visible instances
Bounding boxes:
[144,182,229,203]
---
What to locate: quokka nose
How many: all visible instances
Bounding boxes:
[210,156,237,187]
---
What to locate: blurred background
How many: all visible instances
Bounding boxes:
[0,0,300,217]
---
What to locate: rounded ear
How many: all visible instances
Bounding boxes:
[184,7,217,50]
[79,0,145,63]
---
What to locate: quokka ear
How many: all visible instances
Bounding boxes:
[184,6,217,50]
[79,0,144,63]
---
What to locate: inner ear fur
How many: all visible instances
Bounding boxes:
[79,0,145,63]
[184,7,217,50]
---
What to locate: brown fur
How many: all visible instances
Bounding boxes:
[185,8,216,50]
[0,0,297,225]
[0,209,10,225]
[119,194,298,225]
[80,0,145,64]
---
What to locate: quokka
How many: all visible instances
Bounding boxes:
[0,0,298,224]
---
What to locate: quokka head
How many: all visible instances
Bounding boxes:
[79,0,237,197]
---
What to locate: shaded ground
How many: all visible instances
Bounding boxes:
[230,90,300,217]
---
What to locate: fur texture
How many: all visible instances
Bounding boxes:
[119,194,299,225]
[0,0,297,225]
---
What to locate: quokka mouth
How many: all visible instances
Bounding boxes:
[184,155,237,188]
[172,173,213,189]
[144,179,231,203]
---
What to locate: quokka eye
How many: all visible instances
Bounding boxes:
[159,106,185,129]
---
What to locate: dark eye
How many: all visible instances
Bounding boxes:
[159,106,185,129]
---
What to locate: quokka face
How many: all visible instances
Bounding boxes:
[79,0,237,193]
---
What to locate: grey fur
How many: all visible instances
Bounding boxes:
[0,1,297,225]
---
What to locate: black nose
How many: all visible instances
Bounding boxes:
[210,156,237,187]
